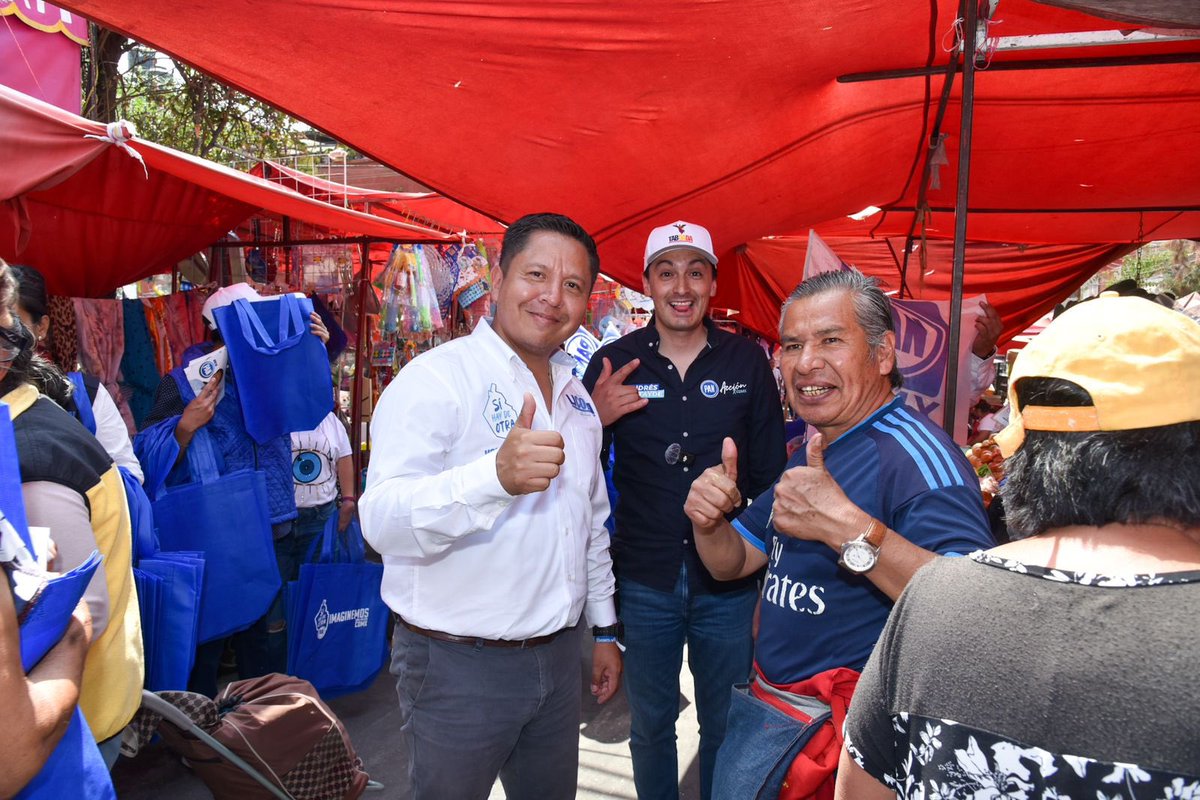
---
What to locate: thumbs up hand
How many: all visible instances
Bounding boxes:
[771,433,860,545]
[496,393,566,495]
[684,437,744,532]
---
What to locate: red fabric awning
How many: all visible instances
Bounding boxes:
[0,86,453,296]
[730,235,1135,346]
[48,0,1200,331]
[250,161,506,237]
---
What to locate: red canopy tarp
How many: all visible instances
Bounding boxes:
[249,161,507,237]
[0,85,453,296]
[731,234,1135,347]
[50,0,1200,330]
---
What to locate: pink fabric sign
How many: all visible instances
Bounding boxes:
[1,2,87,113]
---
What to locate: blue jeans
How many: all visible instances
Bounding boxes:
[266,501,337,672]
[619,565,756,800]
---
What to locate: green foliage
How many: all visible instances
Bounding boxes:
[83,35,314,164]
[1093,241,1200,299]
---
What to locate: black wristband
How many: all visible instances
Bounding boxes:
[591,623,621,639]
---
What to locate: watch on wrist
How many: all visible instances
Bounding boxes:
[838,517,886,574]
[592,622,621,640]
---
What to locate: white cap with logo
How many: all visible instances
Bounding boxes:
[643,221,718,270]
[201,283,263,329]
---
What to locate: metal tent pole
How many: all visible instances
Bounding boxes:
[350,240,372,493]
[943,0,979,439]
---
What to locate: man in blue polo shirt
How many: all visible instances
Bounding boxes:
[582,221,785,800]
[684,267,992,795]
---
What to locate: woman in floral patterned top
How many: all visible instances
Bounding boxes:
[835,295,1200,800]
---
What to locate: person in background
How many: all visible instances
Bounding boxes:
[360,213,620,800]
[270,410,355,667]
[836,294,1200,797]
[8,265,142,484]
[135,283,328,695]
[582,220,785,800]
[0,260,143,769]
[684,268,993,797]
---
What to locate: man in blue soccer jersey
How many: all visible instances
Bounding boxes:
[683,267,993,795]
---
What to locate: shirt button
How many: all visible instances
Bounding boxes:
[683,467,689,473]
[683,538,690,544]
[682,432,689,438]
[682,396,688,402]
[667,365,674,370]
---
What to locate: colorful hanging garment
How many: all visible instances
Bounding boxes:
[140,296,174,376]
[162,293,195,367]
[46,295,79,371]
[73,298,134,433]
[120,299,160,431]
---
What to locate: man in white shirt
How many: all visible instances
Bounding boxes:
[360,213,621,800]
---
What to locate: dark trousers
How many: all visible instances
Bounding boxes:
[390,621,583,800]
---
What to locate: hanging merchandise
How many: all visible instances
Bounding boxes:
[378,245,408,335]
[73,298,134,432]
[426,244,461,323]
[120,298,160,430]
[410,245,444,333]
[452,240,493,332]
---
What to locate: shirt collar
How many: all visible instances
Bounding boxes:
[474,318,577,383]
[642,315,720,352]
[826,393,904,449]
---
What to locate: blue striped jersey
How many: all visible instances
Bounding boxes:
[732,396,993,685]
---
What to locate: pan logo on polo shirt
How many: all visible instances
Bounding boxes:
[700,379,749,398]
[485,383,518,437]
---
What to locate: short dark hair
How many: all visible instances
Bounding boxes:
[1004,377,1200,538]
[499,213,600,284]
[781,268,903,389]
[7,264,48,324]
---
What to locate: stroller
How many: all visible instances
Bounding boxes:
[127,673,384,799]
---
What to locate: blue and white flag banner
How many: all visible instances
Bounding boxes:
[564,325,602,380]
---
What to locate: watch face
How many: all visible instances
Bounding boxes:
[841,541,878,574]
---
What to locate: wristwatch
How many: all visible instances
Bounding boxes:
[592,623,622,641]
[838,517,886,574]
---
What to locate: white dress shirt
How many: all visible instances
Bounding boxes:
[360,319,617,640]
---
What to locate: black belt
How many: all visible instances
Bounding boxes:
[397,616,566,649]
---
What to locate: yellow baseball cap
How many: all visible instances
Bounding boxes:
[995,294,1200,456]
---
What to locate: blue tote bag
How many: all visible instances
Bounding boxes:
[213,294,333,444]
[286,516,387,698]
[151,429,280,644]
[126,460,205,690]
